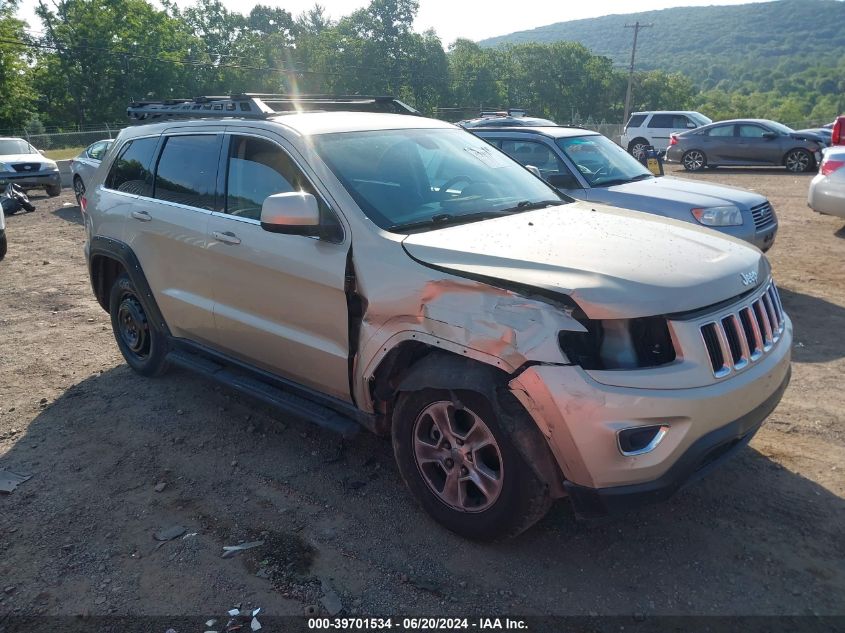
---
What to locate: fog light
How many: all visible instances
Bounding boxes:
[617,425,669,456]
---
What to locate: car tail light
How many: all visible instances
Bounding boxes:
[821,158,845,176]
[669,134,678,146]
[79,195,87,213]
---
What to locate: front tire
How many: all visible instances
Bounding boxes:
[682,149,707,171]
[392,387,551,540]
[109,273,170,376]
[0,231,6,261]
[784,149,814,173]
[46,184,61,197]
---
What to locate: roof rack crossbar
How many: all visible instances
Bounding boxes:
[127,93,420,123]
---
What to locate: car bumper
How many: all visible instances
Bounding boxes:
[0,170,61,188]
[663,146,684,163]
[714,221,778,252]
[808,173,845,218]
[509,317,792,516]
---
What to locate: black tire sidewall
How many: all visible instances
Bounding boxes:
[46,185,61,197]
[108,274,169,376]
[392,388,542,541]
[0,231,6,261]
[786,149,813,173]
[683,150,706,171]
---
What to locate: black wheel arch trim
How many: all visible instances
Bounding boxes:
[88,235,171,337]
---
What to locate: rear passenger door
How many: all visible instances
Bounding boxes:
[699,124,737,163]
[121,131,222,345]
[206,131,351,401]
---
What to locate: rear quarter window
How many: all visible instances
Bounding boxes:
[104,137,159,196]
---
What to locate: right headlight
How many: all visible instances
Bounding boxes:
[691,205,743,226]
[0,162,12,172]
[559,317,676,370]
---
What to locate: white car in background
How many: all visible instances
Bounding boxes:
[0,137,62,197]
[71,139,113,203]
[808,147,845,219]
[622,111,712,159]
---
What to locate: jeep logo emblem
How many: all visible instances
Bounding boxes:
[740,271,758,286]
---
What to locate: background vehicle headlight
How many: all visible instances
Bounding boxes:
[691,205,743,226]
[0,162,11,172]
[44,160,59,171]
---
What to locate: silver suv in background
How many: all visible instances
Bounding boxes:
[83,95,791,540]
[472,126,779,251]
[622,111,712,159]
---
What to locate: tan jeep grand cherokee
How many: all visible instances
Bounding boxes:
[82,96,792,540]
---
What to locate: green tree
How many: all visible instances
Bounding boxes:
[0,2,36,130]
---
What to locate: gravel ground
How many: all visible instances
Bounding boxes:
[0,167,843,620]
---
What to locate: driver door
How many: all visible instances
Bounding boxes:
[206,130,351,401]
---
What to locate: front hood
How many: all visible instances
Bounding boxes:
[402,202,767,319]
[601,176,766,210]
[790,131,823,144]
[0,153,46,164]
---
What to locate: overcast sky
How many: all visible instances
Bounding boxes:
[18,0,772,45]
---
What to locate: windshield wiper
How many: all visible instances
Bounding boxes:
[594,173,653,187]
[388,211,508,232]
[497,199,567,213]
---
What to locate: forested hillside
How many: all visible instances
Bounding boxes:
[480,0,845,124]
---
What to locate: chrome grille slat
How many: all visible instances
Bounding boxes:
[699,281,786,377]
[750,202,775,230]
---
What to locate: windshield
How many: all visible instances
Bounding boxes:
[689,112,712,126]
[312,128,570,232]
[556,135,653,187]
[766,121,794,135]
[0,139,36,155]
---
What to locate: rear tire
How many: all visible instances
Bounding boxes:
[784,149,814,173]
[0,231,6,261]
[109,273,170,377]
[72,176,85,204]
[46,184,61,197]
[628,138,649,161]
[392,385,552,541]
[682,150,707,171]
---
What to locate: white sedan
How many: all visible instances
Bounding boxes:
[808,147,845,219]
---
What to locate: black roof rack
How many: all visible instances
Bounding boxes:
[127,94,421,123]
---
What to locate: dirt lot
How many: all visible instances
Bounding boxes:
[1,166,843,621]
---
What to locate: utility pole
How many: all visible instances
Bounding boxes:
[623,21,652,125]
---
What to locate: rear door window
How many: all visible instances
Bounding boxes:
[104,137,159,196]
[626,114,647,128]
[153,135,221,210]
[706,125,736,137]
[647,114,675,128]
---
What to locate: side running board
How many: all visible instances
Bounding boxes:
[168,348,360,438]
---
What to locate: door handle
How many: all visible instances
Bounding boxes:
[212,230,241,245]
[131,210,151,222]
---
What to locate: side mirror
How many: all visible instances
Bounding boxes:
[260,192,320,236]
[525,164,542,179]
[762,131,779,140]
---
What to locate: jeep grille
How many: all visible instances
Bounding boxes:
[700,281,785,378]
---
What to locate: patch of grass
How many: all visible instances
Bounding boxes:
[42,147,85,161]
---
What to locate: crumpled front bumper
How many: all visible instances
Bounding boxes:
[509,317,792,517]
[0,170,61,189]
